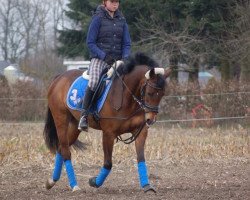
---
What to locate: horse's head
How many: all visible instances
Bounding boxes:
[141,67,171,126]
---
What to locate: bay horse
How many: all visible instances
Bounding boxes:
[43,53,171,193]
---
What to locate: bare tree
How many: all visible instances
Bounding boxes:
[27,0,66,80]
[236,1,250,82]
[36,0,51,54]
[213,1,250,82]
[52,0,65,49]
[15,0,40,59]
[0,0,66,84]
[0,0,17,61]
[135,16,208,84]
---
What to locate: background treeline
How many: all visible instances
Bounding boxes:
[58,0,250,83]
[1,0,250,83]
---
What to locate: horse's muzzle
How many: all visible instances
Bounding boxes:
[145,113,157,126]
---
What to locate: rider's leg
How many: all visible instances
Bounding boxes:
[78,86,95,131]
[78,58,108,131]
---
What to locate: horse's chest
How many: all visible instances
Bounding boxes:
[119,115,145,133]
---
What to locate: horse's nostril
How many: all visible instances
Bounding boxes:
[146,119,153,125]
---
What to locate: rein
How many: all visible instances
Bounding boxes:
[116,121,146,144]
[113,66,161,114]
[99,65,162,144]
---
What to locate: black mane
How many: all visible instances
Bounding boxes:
[117,52,159,75]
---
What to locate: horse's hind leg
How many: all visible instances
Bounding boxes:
[59,117,81,191]
[89,132,115,188]
[47,112,80,191]
[46,152,64,189]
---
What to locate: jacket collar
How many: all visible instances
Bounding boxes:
[95,5,123,19]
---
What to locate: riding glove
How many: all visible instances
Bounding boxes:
[104,54,115,66]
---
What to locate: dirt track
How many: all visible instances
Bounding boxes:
[1,160,249,200]
[0,123,249,199]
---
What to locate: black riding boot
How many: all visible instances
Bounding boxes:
[78,87,95,131]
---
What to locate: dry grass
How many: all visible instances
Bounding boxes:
[0,123,249,171]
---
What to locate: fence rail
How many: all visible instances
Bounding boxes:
[0,91,249,100]
[0,91,249,127]
[157,116,249,123]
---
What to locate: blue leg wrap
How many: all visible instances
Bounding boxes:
[138,161,149,188]
[52,152,64,182]
[95,167,111,187]
[64,160,78,188]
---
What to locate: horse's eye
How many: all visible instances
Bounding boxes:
[147,92,154,97]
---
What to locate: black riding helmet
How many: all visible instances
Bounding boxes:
[103,0,120,4]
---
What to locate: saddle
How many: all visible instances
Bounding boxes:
[66,61,124,114]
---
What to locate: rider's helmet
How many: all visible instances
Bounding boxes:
[103,0,120,5]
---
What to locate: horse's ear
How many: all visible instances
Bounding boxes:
[149,68,156,78]
[145,68,165,79]
[164,67,172,79]
[145,69,153,79]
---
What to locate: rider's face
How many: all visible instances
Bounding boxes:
[104,0,119,12]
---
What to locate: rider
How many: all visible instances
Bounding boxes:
[78,0,131,131]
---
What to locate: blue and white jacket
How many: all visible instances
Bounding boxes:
[86,5,131,61]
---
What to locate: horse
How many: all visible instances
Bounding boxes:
[43,53,171,193]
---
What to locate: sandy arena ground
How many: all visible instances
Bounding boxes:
[0,123,249,199]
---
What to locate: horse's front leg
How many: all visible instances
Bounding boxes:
[135,127,156,193]
[89,133,114,188]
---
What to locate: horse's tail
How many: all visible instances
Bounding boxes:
[43,107,58,154]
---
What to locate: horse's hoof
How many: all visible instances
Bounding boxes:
[72,185,81,192]
[89,177,99,188]
[143,184,157,193]
[45,178,56,190]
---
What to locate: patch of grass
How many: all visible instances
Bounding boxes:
[0,123,249,169]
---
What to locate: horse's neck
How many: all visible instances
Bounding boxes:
[110,66,147,112]
[120,66,147,108]
[124,67,146,95]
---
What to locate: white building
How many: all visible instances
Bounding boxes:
[0,61,36,85]
[63,60,90,71]
[3,65,19,84]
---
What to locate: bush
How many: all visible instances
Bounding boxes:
[0,76,249,127]
[159,80,250,127]
[0,76,11,120]
[0,80,46,121]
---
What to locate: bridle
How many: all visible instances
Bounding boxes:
[139,81,163,113]
[98,66,165,144]
[113,66,165,115]
[114,69,164,144]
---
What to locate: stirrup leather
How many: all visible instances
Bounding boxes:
[78,115,88,131]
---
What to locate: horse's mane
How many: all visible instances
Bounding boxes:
[117,52,159,75]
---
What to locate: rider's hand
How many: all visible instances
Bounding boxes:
[121,57,130,65]
[104,54,115,66]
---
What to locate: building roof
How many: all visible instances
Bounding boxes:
[0,61,11,74]
[198,71,213,78]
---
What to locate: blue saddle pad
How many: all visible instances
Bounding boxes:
[66,76,112,113]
